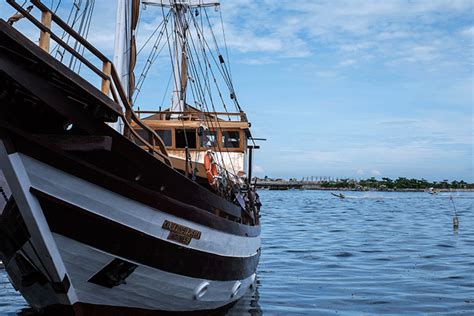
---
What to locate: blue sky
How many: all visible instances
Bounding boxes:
[2,0,473,181]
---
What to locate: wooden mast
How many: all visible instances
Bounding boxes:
[142,0,220,115]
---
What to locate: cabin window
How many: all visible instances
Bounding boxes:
[175,129,197,148]
[222,131,240,149]
[200,130,217,148]
[155,129,172,147]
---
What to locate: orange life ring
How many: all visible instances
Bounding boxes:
[204,152,218,187]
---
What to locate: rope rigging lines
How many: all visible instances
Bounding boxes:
[135,3,241,117]
[133,2,245,181]
[49,0,96,74]
[133,11,172,102]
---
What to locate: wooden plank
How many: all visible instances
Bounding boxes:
[39,11,51,52]
[32,135,113,152]
[101,62,112,95]
[109,63,171,162]
[0,20,122,117]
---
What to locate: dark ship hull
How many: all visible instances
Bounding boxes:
[0,20,260,314]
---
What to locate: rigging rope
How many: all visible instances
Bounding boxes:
[71,0,95,73]
[133,11,171,102]
[185,17,238,174]
[191,11,242,113]
[218,8,232,80]
[134,4,245,178]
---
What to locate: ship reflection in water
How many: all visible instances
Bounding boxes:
[218,279,261,316]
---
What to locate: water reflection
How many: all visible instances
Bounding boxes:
[219,278,261,316]
[2,191,474,315]
[13,277,262,316]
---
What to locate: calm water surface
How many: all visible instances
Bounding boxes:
[0,190,473,315]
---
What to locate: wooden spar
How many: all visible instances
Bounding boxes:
[39,10,51,52]
[180,41,188,100]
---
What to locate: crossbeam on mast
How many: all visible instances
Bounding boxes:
[142,0,219,8]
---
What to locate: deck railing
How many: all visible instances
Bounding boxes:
[6,0,171,166]
[135,110,247,122]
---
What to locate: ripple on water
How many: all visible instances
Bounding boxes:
[335,251,353,258]
[1,191,474,315]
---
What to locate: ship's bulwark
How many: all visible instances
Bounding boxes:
[0,19,260,314]
[0,150,259,314]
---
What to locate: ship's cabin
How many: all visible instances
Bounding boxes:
[132,107,251,186]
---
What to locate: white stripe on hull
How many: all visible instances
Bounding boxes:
[54,234,255,311]
[19,153,260,258]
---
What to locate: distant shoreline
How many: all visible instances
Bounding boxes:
[257,186,474,192]
[255,178,474,192]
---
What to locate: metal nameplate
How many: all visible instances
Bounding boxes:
[162,220,201,245]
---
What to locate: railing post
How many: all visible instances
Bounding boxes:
[101,61,112,95]
[39,10,52,52]
[148,131,155,154]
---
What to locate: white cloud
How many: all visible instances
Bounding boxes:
[253,164,265,174]
[238,57,275,65]
[371,169,382,176]
[10,0,469,71]
[459,26,474,37]
[338,59,357,67]
[215,0,473,71]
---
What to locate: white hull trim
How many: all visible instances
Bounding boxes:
[54,234,255,311]
[20,153,260,258]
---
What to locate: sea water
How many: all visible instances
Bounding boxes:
[0,190,473,315]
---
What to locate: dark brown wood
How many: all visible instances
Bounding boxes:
[6,1,107,80]
[1,122,259,236]
[0,20,122,116]
[0,48,108,130]
[32,135,112,152]
[110,65,170,162]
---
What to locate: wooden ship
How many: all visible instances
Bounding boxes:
[0,0,261,314]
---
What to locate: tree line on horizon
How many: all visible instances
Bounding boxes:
[321,177,473,190]
[258,176,473,190]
